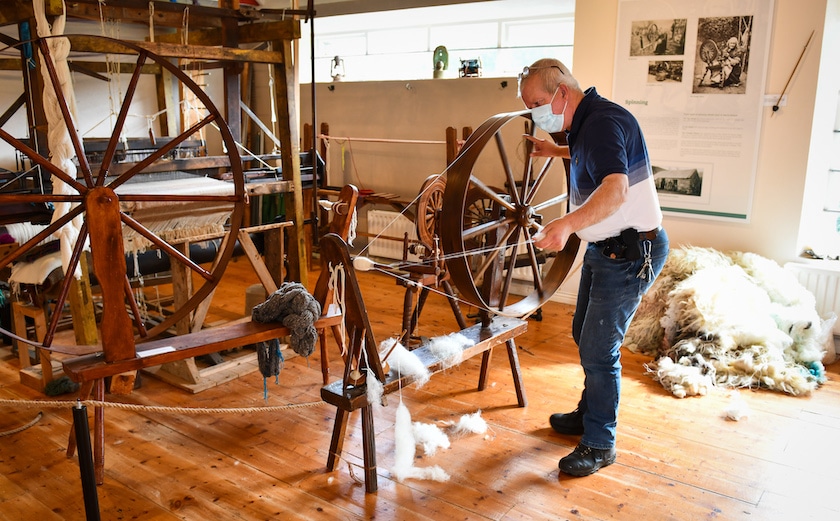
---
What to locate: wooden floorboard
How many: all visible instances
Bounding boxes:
[2,259,840,520]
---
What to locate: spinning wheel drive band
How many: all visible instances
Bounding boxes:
[415,174,445,247]
[0,35,245,351]
[441,110,579,317]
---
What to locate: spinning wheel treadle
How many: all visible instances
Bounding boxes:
[440,110,580,318]
[0,35,245,355]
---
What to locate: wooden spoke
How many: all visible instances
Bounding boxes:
[37,38,94,187]
[494,132,522,207]
[42,223,90,347]
[119,212,215,281]
[95,51,149,187]
[0,127,88,192]
[0,204,84,268]
[524,157,556,206]
[105,115,218,191]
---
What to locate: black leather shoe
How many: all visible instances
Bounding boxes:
[559,444,616,476]
[549,409,584,435]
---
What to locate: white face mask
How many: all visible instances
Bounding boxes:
[531,87,568,133]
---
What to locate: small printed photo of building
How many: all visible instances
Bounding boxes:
[653,165,703,197]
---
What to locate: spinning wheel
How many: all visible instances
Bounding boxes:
[698,39,723,86]
[699,39,720,64]
[0,35,244,356]
[415,174,445,247]
[441,110,579,317]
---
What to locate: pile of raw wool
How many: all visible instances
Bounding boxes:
[625,246,834,398]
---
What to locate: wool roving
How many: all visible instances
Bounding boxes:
[447,410,488,436]
[391,402,450,483]
[428,332,474,368]
[412,421,450,456]
[379,337,430,387]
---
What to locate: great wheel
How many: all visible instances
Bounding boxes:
[440,110,580,318]
[0,35,244,358]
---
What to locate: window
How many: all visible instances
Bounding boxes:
[299,0,575,83]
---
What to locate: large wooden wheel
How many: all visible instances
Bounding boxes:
[441,110,579,317]
[0,35,244,356]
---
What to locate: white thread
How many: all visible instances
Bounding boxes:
[148,2,154,43]
[328,262,348,356]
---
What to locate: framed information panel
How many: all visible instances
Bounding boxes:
[614,0,775,221]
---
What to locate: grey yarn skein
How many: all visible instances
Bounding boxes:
[251,282,321,357]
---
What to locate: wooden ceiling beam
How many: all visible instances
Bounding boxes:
[66,35,286,65]
[154,20,301,46]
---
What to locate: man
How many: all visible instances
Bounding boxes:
[518,58,669,476]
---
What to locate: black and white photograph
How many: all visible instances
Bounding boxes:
[693,15,753,94]
[653,165,704,197]
[628,18,687,56]
[647,60,684,83]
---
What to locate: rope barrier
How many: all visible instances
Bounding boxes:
[317,134,447,145]
[0,412,43,437]
[0,397,326,415]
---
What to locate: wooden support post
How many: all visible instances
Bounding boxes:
[68,253,99,346]
[159,241,200,385]
[272,38,307,287]
[12,301,56,391]
[445,126,458,165]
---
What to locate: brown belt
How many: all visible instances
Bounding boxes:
[638,228,659,241]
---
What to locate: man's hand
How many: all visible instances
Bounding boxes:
[533,218,574,251]
[523,135,570,158]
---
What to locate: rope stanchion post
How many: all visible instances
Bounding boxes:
[72,401,101,521]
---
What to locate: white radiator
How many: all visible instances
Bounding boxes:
[784,261,840,335]
[366,210,419,261]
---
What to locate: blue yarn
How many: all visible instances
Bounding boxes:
[807,361,826,384]
[260,340,285,401]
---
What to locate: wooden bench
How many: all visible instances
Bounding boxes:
[317,233,528,493]
[62,185,360,485]
[63,309,343,383]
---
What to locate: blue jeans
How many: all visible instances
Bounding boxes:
[571,228,669,450]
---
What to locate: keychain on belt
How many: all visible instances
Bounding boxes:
[636,240,654,280]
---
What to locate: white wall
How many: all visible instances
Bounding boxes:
[292,0,835,270]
